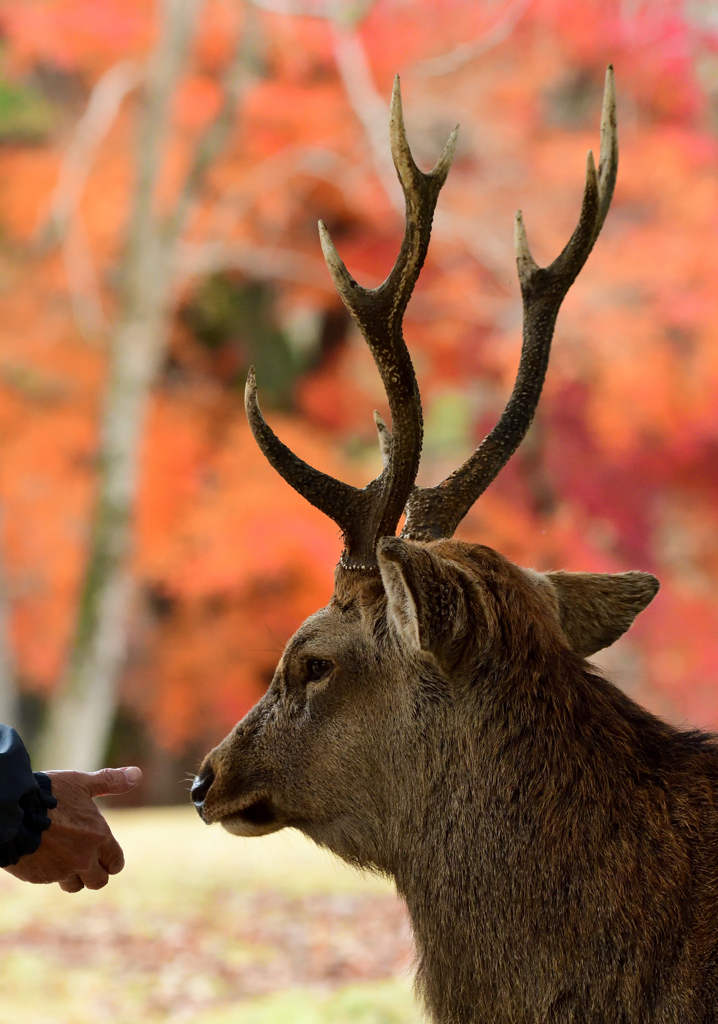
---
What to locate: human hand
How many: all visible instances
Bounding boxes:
[3,766,142,892]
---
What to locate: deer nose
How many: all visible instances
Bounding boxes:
[191,765,215,815]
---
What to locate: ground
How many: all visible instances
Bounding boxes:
[0,807,420,1024]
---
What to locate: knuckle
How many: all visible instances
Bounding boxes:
[85,875,108,890]
[60,878,83,893]
[100,841,125,874]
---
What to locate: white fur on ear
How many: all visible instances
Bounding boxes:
[377,538,422,651]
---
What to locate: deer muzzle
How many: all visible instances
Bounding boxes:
[192,719,285,837]
[192,763,282,835]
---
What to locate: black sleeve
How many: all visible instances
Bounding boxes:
[0,725,57,868]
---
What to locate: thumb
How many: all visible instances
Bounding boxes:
[85,766,142,798]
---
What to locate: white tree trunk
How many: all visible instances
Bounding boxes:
[37,313,169,770]
[36,0,202,770]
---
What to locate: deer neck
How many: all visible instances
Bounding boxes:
[387,654,629,1023]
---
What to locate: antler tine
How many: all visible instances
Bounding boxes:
[245,368,376,542]
[597,63,618,235]
[315,76,458,567]
[244,81,456,572]
[387,75,459,306]
[402,66,618,543]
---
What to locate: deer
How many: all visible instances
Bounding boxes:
[192,67,718,1023]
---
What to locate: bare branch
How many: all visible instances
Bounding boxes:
[129,0,204,267]
[200,145,355,243]
[328,21,508,275]
[176,240,336,289]
[415,0,533,78]
[249,0,328,14]
[249,0,375,19]
[330,23,403,213]
[250,0,507,274]
[36,59,141,339]
[63,218,106,337]
[164,7,254,248]
[38,60,141,246]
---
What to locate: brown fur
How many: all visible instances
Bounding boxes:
[195,538,718,1024]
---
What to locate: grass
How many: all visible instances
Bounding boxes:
[0,807,421,1024]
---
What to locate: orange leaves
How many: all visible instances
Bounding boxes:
[194,0,244,72]
[0,364,98,688]
[0,149,61,240]
[1,0,153,76]
[173,75,223,132]
[147,411,345,596]
[131,389,347,748]
[243,78,353,161]
[134,391,214,582]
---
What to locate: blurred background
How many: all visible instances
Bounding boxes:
[3,0,718,791]
[2,0,718,1021]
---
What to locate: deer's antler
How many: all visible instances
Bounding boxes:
[246,76,457,571]
[247,67,617,570]
[401,65,618,541]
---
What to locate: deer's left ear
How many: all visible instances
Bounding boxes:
[377,537,472,660]
[543,570,660,658]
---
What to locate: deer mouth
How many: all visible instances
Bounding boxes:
[220,796,284,837]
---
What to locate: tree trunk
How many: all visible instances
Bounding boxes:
[0,535,19,729]
[36,0,202,770]
[37,311,170,770]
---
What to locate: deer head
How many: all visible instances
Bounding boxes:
[192,69,658,871]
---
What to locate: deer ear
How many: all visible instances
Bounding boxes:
[377,537,425,651]
[544,570,659,658]
[376,537,475,664]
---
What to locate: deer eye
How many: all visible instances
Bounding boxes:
[305,658,332,683]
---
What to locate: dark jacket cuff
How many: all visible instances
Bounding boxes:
[0,773,57,868]
[0,726,57,868]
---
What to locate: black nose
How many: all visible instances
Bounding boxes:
[191,766,215,814]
